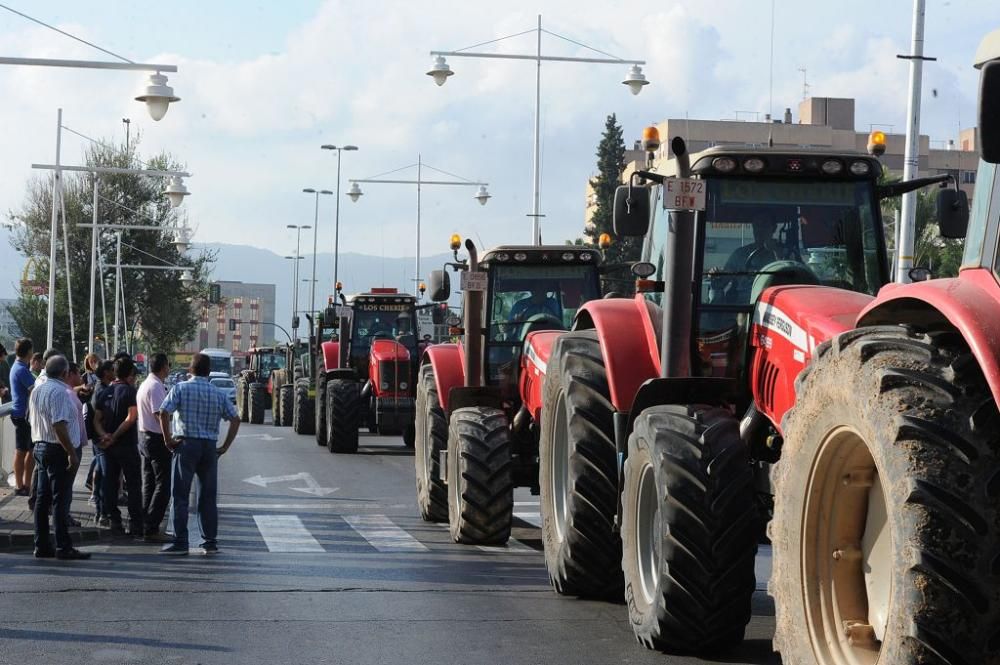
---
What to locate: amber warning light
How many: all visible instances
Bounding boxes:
[867,130,887,157]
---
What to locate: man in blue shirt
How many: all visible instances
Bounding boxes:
[9,338,37,496]
[508,287,561,323]
[158,352,240,555]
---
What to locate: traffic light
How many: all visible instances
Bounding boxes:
[209,283,221,304]
[229,318,238,332]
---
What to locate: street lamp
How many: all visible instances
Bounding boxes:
[348,155,489,294]
[165,176,190,208]
[302,188,333,321]
[428,15,648,244]
[320,144,359,304]
[135,72,181,121]
[286,224,310,338]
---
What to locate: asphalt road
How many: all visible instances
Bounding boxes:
[0,419,780,665]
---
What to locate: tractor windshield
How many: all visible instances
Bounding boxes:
[258,354,285,375]
[487,264,601,341]
[351,304,418,354]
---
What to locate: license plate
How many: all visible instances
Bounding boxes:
[460,270,487,292]
[663,178,706,211]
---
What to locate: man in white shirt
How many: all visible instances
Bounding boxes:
[29,355,90,560]
[136,353,172,541]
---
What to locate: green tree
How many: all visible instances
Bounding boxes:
[6,136,214,358]
[585,113,641,265]
[880,168,964,278]
[7,287,46,349]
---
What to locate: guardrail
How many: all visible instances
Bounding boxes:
[0,402,14,488]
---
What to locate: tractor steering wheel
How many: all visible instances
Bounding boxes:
[744,246,779,271]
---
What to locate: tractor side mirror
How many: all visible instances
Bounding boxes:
[431,304,446,325]
[979,61,1000,163]
[428,269,450,302]
[613,184,651,237]
[291,315,300,330]
[937,188,970,239]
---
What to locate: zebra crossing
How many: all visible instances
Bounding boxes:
[192,502,545,555]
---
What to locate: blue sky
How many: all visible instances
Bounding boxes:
[1,0,997,290]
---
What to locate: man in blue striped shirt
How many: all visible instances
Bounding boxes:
[157,353,240,555]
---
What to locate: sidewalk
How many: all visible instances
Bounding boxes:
[0,446,105,552]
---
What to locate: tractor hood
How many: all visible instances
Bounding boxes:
[370,339,411,363]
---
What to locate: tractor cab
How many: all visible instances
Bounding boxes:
[339,288,419,378]
[636,146,890,388]
[478,246,602,393]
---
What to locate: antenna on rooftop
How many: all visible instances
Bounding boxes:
[798,68,810,100]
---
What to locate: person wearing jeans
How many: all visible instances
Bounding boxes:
[137,353,171,541]
[94,357,143,537]
[158,352,240,555]
[29,355,89,560]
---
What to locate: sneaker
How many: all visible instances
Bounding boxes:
[56,548,91,560]
[143,532,171,543]
[33,547,56,558]
[200,543,219,555]
[159,543,189,556]
[14,487,29,497]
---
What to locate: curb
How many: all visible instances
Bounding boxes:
[1,524,105,552]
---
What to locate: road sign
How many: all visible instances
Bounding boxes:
[664,178,707,211]
[460,270,487,292]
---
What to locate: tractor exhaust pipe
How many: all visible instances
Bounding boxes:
[660,136,695,379]
[463,239,484,389]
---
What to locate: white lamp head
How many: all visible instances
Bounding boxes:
[347,182,363,202]
[474,185,491,206]
[165,176,190,208]
[135,72,181,121]
[179,269,194,286]
[622,65,649,96]
[173,225,192,253]
[426,56,453,87]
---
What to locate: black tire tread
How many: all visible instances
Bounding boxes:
[327,379,360,454]
[415,365,448,522]
[248,383,266,425]
[292,383,315,435]
[279,384,294,427]
[448,406,513,545]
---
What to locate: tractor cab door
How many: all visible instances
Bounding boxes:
[485,263,601,400]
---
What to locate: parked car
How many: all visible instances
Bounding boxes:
[210,375,237,403]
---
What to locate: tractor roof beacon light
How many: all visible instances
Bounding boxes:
[598,232,612,250]
[347,182,363,202]
[641,125,660,153]
[135,72,180,121]
[165,177,190,208]
[427,55,454,86]
[623,64,649,95]
[867,130,887,157]
[474,185,491,206]
[335,281,343,292]
[449,234,462,251]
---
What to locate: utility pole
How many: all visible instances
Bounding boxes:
[897,0,935,283]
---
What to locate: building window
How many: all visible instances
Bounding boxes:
[962,170,976,185]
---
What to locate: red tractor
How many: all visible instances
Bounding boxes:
[317,288,421,453]
[415,239,602,544]
[536,76,998,661]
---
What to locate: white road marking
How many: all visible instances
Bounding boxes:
[252,515,325,553]
[77,545,110,553]
[343,515,429,553]
[513,512,542,528]
[431,522,537,554]
[243,472,338,496]
[756,544,772,591]
[513,501,539,507]
[219,503,351,509]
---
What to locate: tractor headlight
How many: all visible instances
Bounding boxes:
[399,381,408,390]
[381,381,389,390]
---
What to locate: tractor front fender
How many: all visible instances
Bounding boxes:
[520,330,562,422]
[320,340,340,373]
[858,268,1000,406]
[572,295,660,413]
[423,343,465,414]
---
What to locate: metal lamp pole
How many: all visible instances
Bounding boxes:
[347,159,489,294]
[286,224,310,339]
[428,14,649,245]
[302,188,332,320]
[320,145,358,298]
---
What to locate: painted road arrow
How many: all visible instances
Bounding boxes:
[242,473,338,497]
[237,433,283,441]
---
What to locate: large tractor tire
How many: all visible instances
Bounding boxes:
[414,365,448,522]
[772,326,1000,665]
[402,422,415,448]
[248,382,267,425]
[621,404,757,653]
[314,375,327,447]
[292,383,315,435]
[279,384,294,427]
[326,379,361,454]
[236,377,250,422]
[446,406,513,545]
[539,331,621,599]
[271,383,282,427]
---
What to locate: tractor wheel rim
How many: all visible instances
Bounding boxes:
[550,391,570,544]
[635,459,659,607]
[802,426,889,665]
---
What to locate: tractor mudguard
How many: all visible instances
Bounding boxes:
[321,340,341,373]
[625,377,738,438]
[520,330,562,422]
[448,386,503,412]
[857,268,1000,406]
[423,343,465,414]
[325,368,356,382]
[751,285,875,430]
[572,295,661,413]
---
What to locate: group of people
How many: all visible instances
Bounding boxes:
[4,341,242,559]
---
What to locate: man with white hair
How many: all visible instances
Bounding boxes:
[29,355,90,560]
